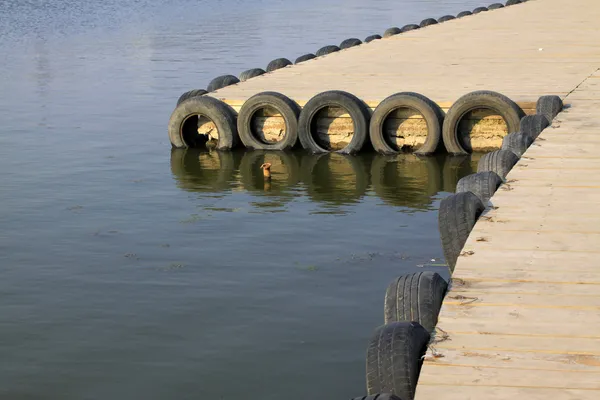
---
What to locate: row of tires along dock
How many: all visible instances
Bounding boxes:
[346,95,563,400]
[177,0,528,100]
[169,90,550,155]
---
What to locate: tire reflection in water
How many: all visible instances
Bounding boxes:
[170,150,480,214]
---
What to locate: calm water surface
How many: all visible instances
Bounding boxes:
[0,0,484,398]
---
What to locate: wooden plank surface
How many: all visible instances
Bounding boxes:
[208,0,600,109]
[417,60,600,399]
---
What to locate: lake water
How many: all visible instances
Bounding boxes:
[0,0,485,398]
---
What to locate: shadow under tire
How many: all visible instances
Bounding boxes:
[298,90,370,154]
[502,131,533,157]
[237,91,300,151]
[442,90,523,155]
[455,171,503,204]
[438,191,484,272]
[366,321,430,400]
[477,149,519,179]
[384,272,448,332]
[177,89,208,106]
[536,95,563,122]
[168,96,238,150]
[370,92,443,155]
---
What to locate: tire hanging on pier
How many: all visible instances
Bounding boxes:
[383,27,401,37]
[295,54,316,64]
[437,15,456,22]
[298,90,370,154]
[237,91,301,151]
[488,3,505,9]
[536,95,563,122]
[266,58,292,72]
[420,18,438,27]
[477,149,519,179]
[401,24,420,32]
[316,45,340,57]
[365,34,382,43]
[384,271,448,332]
[455,171,503,203]
[177,89,208,106]
[352,394,403,400]
[442,90,524,155]
[473,6,488,13]
[438,191,485,272]
[502,131,533,157]
[370,92,443,155]
[168,96,239,150]
[457,11,473,17]
[520,114,549,140]
[239,68,266,82]
[207,75,240,92]
[366,322,430,400]
[506,0,522,5]
[340,38,362,49]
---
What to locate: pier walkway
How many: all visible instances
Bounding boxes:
[210,0,600,113]
[210,0,600,398]
[416,69,600,399]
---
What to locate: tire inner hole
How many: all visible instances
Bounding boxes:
[250,106,287,144]
[181,114,219,149]
[310,106,355,151]
[382,107,428,152]
[457,108,508,153]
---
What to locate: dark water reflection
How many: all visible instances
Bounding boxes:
[171,149,481,214]
[1,0,488,398]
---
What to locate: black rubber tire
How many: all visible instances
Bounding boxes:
[207,75,240,92]
[473,7,488,13]
[384,272,448,333]
[457,11,473,17]
[401,24,420,33]
[383,27,401,37]
[438,191,485,272]
[536,95,563,122]
[168,96,239,150]
[239,68,266,82]
[237,92,300,151]
[488,3,504,9]
[177,89,208,106]
[366,322,430,400]
[298,90,370,155]
[455,171,503,204]
[442,90,524,155]
[295,53,316,64]
[340,38,362,49]
[420,18,438,27]
[352,394,403,400]
[520,114,549,140]
[266,58,292,72]
[506,0,522,5]
[477,149,519,179]
[365,34,382,43]
[316,45,340,57]
[437,15,456,23]
[370,92,443,155]
[501,131,533,157]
